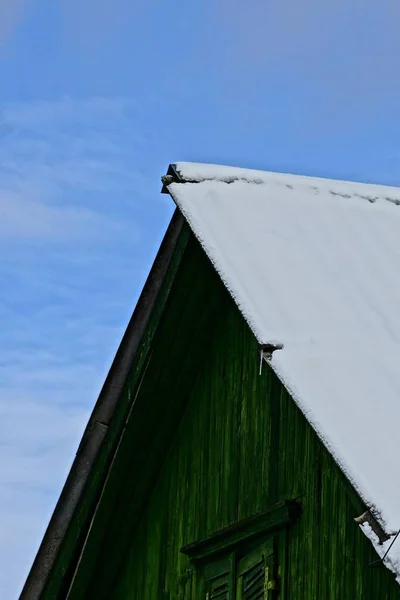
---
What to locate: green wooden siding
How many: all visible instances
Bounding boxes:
[39,222,191,600]
[46,232,400,599]
[110,236,399,599]
[61,233,231,600]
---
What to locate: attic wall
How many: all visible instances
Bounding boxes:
[87,236,399,599]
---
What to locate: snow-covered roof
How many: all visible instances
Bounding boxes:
[166,162,400,578]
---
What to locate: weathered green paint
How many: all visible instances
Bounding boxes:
[40,223,191,600]
[62,232,230,600]
[43,232,400,599]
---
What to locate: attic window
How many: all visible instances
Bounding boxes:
[181,501,301,599]
[204,555,233,600]
[236,540,275,599]
[203,541,275,600]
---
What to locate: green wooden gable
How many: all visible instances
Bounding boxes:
[20,216,400,598]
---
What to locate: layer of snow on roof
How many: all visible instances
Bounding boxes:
[168,162,400,579]
[173,161,400,205]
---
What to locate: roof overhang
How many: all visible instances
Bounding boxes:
[19,206,185,600]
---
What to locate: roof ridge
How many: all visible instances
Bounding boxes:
[163,162,400,207]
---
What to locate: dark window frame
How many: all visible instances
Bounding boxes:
[181,500,301,599]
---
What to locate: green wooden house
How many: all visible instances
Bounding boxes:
[20,163,400,599]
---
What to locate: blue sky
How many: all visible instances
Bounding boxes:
[1,0,400,596]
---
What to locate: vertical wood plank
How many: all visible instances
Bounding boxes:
[78,237,400,600]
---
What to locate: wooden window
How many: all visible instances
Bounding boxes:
[181,502,301,600]
[236,540,274,600]
[204,555,234,600]
[204,541,276,600]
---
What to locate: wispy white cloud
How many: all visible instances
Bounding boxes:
[0,96,144,242]
[0,96,133,127]
[0,96,169,597]
[0,389,90,598]
[0,190,110,240]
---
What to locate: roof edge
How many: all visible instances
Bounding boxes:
[163,162,400,207]
[19,208,185,600]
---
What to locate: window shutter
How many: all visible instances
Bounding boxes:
[204,554,233,600]
[236,540,275,600]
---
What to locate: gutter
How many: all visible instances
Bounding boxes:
[19,206,185,600]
